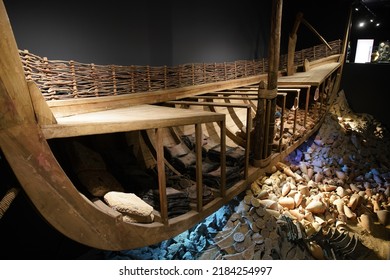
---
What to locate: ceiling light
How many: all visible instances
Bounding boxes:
[358,21,365,28]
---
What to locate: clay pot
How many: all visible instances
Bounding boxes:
[347,193,362,211]
[323,167,333,177]
[305,200,326,214]
[258,199,278,211]
[314,172,323,183]
[250,182,262,196]
[343,205,356,219]
[281,182,291,197]
[289,209,305,221]
[357,213,373,233]
[294,192,303,207]
[307,168,314,180]
[335,170,346,180]
[299,162,308,175]
[298,184,310,196]
[376,210,390,226]
[278,197,295,210]
[308,241,324,259]
[257,190,269,200]
[333,198,345,214]
[372,199,381,213]
[320,184,337,192]
[336,186,347,198]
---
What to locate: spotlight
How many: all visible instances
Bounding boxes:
[370,19,374,23]
[376,22,380,27]
[355,7,359,11]
[358,21,365,28]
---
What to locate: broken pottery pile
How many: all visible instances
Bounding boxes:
[210,90,390,260]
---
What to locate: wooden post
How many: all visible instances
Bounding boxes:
[195,124,203,212]
[214,63,217,81]
[130,65,135,93]
[252,0,282,166]
[220,120,226,198]
[203,63,206,83]
[192,63,195,85]
[304,86,311,128]
[146,65,151,91]
[224,62,227,81]
[155,128,168,225]
[279,93,286,152]
[111,65,117,95]
[70,60,78,97]
[91,64,99,96]
[287,12,303,76]
[164,65,167,89]
[252,81,266,162]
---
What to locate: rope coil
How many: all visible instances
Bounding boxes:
[0,187,20,219]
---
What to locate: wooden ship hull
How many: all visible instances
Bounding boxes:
[0,0,349,250]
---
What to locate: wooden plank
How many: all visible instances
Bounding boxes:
[42,105,225,139]
[187,95,258,100]
[91,198,123,221]
[278,62,340,86]
[46,74,268,117]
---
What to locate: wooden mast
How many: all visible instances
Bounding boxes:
[252,0,283,166]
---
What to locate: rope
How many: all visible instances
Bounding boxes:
[0,187,20,219]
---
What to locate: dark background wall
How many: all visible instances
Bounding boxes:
[341,63,390,129]
[4,0,272,66]
[3,0,352,66]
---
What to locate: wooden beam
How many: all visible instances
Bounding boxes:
[28,81,57,125]
[253,0,283,164]
[0,0,35,128]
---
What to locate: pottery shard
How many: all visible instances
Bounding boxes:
[104,191,153,217]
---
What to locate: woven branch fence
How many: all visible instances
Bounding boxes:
[19,40,341,101]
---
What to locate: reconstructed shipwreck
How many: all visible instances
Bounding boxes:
[0,0,355,252]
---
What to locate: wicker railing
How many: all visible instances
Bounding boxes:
[19,39,341,100]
